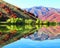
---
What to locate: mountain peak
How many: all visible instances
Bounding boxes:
[26,6,60,22]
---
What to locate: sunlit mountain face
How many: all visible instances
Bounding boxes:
[0,0,60,48]
[26,6,60,22]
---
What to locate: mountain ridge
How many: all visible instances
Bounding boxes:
[26,6,60,22]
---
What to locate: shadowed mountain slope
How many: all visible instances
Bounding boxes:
[0,0,37,24]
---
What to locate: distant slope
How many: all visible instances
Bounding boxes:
[26,6,60,22]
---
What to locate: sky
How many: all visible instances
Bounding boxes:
[4,0,60,9]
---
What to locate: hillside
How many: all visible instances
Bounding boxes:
[0,0,37,24]
[26,6,60,22]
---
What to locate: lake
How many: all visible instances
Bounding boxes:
[0,25,60,48]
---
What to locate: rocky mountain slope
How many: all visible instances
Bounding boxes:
[26,6,60,22]
[0,0,37,24]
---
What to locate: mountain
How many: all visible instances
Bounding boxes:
[0,0,37,24]
[26,6,60,22]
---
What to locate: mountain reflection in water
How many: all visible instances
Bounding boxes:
[26,26,60,40]
[0,25,60,48]
[0,25,40,46]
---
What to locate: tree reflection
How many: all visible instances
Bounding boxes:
[0,25,39,46]
[0,24,60,46]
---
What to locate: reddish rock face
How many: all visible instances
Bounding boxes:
[26,7,60,22]
[39,12,60,22]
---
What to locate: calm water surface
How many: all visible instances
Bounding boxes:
[0,25,60,48]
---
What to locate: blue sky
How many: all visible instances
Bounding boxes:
[4,0,60,9]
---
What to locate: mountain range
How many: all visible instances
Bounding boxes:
[25,6,60,22]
